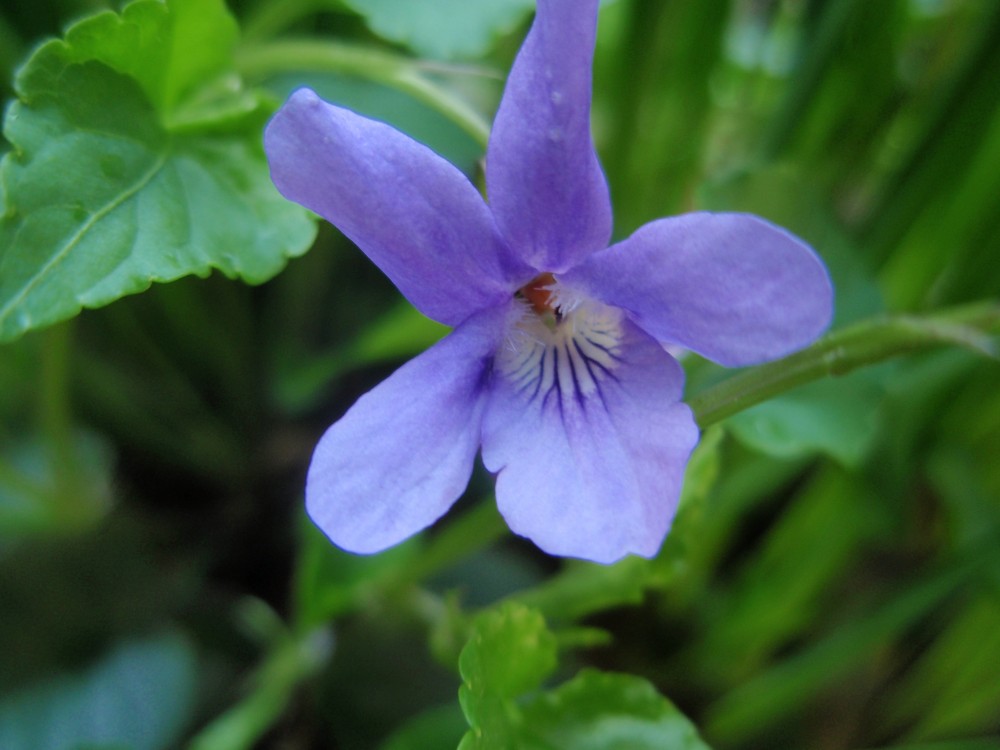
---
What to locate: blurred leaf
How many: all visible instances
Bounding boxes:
[458,602,557,748]
[294,513,420,627]
[262,70,486,174]
[691,467,888,683]
[602,0,730,232]
[277,299,448,415]
[885,594,1000,741]
[0,0,316,341]
[520,670,712,750]
[0,632,198,750]
[340,0,534,60]
[0,517,184,695]
[880,106,1000,309]
[0,429,113,537]
[704,559,976,743]
[460,603,557,702]
[379,703,467,750]
[188,625,331,750]
[726,369,885,467]
[863,743,1000,750]
[511,557,652,625]
[864,3,1000,265]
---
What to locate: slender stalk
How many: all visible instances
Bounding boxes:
[37,323,93,528]
[690,301,1000,428]
[188,625,331,750]
[235,39,491,148]
[240,0,323,42]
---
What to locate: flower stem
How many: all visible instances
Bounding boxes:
[240,0,323,42]
[235,39,492,148]
[187,625,331,750]
[690,300,1000,428]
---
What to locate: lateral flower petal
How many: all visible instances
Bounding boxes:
[486,0,612,272]
[306,307,506,555]
[563,212,833,367]
[481,312,699,563]
[265,88,523,326]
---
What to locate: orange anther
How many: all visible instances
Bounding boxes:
[520,273,556,314]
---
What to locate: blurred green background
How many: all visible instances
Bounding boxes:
[1,0,998,748]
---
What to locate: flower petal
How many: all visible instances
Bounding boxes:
[266,88,524,326]
[563,213,833,366]
[482,309,699,563]
[306,306,506,554]
[486,0,612,272]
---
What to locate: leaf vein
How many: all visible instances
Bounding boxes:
[0,146,171,324]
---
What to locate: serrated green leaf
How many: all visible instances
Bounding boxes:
[47,0,242,122]
[0,0,316,341]
[341,0,535,60]
[520,670,712,750]
[459,603,557,703]
[0,632,198,750]
[458,603,557,748]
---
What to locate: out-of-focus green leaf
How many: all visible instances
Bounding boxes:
[511,556,652,625]
[294,513,420,628]
[601,0,730,233]
[726,370,885,467]
[276,299,448,414]
[458,602,557,749]
[0,429,113,537]
[880,108,1000,309]
[262,70,486,174]
[691,467,887,683]
[864,4,1000,265]
[704,559,975,743]
[884,593,1000,741]
[340,0,534,60]
[460,602,557,702]
[0,632,197,750]
[379,703,467,750]
[863,743,1000,750]
[520,670,712,750]
[0,0,316,342]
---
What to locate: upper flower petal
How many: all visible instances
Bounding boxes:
[481,305,699,563]
[562,212,833,367]
[266,88,523,326]
[486,0,612,272]
[306,306,506,554]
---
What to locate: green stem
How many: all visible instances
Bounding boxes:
[240,0,323,42]
[188,625,331,750]
[235,39,491,148]
[38,323,89,523]
[690,301,1000,428]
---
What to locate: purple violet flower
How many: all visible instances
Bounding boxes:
[264,0,833,564]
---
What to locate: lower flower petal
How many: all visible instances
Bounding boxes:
[306,307,505,554]
[562,212,833,367]
[482,307,699,563]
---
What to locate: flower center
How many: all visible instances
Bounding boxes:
[500,277,624,405]
[519,272,558,315]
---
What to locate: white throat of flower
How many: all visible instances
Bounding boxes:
[498,276,625,405]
